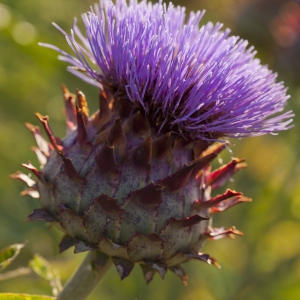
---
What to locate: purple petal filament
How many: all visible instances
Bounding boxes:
[40,0,293,141]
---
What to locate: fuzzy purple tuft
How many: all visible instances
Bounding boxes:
[40,0,293,140]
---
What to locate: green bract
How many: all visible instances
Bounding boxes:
[13,86,250,284]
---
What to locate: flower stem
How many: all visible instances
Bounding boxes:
[58,251,112,300]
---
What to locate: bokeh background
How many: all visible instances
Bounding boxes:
[0,0,299,299]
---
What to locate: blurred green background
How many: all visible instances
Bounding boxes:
[0,0,299,299]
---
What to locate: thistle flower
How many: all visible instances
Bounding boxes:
[13,0,292,286]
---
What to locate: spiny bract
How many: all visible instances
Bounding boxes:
[13,85,250,284]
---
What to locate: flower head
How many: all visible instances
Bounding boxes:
[13,0,293,286]
[41,0,293,141]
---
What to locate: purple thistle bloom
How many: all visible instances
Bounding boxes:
[40,0,293,141]
[14,1,295,291]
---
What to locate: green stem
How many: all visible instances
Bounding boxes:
[58,251,112,300]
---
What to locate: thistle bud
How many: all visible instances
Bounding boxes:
[13,0,292,284]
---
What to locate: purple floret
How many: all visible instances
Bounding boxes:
[40,0,293,141]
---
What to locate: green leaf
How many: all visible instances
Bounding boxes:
[29,254,62,297]
[0,294,55,300]
[0,244,25,272]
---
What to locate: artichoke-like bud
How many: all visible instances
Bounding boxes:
[13,0,293,284]
[14,85,250,283]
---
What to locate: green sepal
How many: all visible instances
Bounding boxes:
[84,194,122,244]
[169,265,188,286]
[119,183,162,244]
[127,233,164,262]
[112,257,134,280]
[57,206,86,241]
[160,216,206,259]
